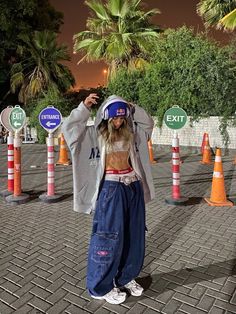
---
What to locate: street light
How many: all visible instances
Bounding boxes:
[103,69,108,86]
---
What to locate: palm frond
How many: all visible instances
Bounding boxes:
[197,0,236,28]
[85,0,109,20]
[218,8,236,30]
[10,72,24,93]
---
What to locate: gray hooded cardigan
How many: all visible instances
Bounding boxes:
[62,95,155,214]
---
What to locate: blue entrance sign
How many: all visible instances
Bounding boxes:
[39,107,62,133]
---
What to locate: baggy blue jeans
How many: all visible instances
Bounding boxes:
[87,179,146,296]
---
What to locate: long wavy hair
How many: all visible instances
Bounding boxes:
[98,118,133,147]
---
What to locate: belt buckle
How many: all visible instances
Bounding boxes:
[123,176,132,185]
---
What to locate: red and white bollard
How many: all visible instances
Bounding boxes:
[47,134,55,196]
[7,131,14,193]
[39,133,61,203]
[165,132,188,205]
[5,132,29,204]
[0,131,14,197]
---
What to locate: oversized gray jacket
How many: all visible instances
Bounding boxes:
[62,95,155,214]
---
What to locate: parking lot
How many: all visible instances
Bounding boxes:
[0,144,236,314]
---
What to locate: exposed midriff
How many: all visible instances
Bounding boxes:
[105,151,131,170]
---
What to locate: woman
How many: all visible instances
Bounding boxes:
[62,94,155,304]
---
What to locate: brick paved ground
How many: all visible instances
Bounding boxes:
[0,144,236,314]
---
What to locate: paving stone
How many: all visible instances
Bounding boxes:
[46,278,65,293]
[197,294,215,312]
[156,289,175,304]
[161,298,182,314]
[173,292,198,306]
[93,308,112,314]
[180,303,207,314]
[0,145,236,314]
[13,304,33,314]
[46,299,70,314]
[104,302,129,314]
[31,276,51,290]
[28,296,51,312]
[125,303,147,314]
[62,282,84,296]
[139,297,164,311]
[84,299,105,313]
[143,308,161,314]
[14,282,35,298]
[11,292,34,309]
[208,306,226,314]
[64,292,88,307]
[0,289,18,306]
[46,288,67,304]
[206,288,231,302]
[18,269,36,282]
[214,299,236,312]
[189,284,207,299]
[0,280,21,294]
[3,272,24,284]
[30,285,52,300]
[0,300,15,313]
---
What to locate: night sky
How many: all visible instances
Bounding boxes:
[49,0,233,89]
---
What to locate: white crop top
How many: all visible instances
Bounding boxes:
[106,140,130,153]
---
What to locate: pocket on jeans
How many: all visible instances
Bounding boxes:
[91,232,118,263]
[101,183,118,208]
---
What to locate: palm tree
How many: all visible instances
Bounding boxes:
[197,0,236,31]
[10,30,75,104]
[219,8,236,30]
[73,0,161,77]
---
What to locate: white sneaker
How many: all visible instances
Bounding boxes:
[91,287,126,304]
[124,279,144,296]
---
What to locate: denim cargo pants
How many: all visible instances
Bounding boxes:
[87,179,146,296]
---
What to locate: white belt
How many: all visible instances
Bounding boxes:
[105,173,139,185]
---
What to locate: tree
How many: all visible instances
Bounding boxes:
[107,68,145,103]
[0,0,63,105]
[0,0,63,63]
[197,0,236,30]
[73,0,161,77]
[108,27,236,145]
[10,31,75,104]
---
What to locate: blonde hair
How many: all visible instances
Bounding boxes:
[99,118,133,147]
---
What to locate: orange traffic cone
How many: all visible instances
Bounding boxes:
[201,132,207,154]
[148,140,157,164]
[200,133,212,164]
[205,148,233,207]
[56,134,71,166]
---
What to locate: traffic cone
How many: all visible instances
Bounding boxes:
[205,148,233,207]
[148,140,157,164]
[201,132,207,154]
[56,134,71,166]
[200,133,212,164]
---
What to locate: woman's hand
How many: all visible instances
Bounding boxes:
[84,93,99,109]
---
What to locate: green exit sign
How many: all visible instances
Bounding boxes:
[9,105,26,131]
[164,106,187,130]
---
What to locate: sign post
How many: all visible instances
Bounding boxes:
[0,107,14,196]
[5,105,30,204]
[164,105,188,205]
[38,106,62,203]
